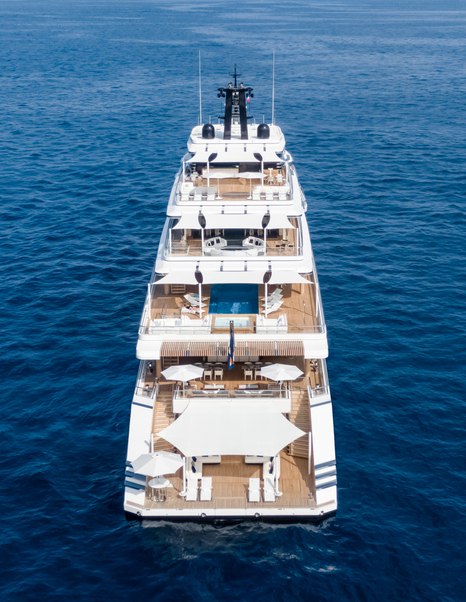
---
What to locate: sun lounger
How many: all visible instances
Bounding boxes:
[248,478,261,502]
[186,474,199,501]
[263,476,276,502]
[261,288,282,301]
[190,292,208,301]
[200,476,212,501]
[264,299,283,314]
[184,294,206,307]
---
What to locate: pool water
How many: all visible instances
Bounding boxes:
[209,284,258,314]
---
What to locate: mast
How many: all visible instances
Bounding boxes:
[217,66,253,140]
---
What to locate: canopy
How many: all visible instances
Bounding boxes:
[172,213,295,231]
[155,269,311,286]
[157,399,305,457]
[187,149,283,164]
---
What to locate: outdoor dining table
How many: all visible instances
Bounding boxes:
[148,476,172,502]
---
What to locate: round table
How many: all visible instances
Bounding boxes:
[148,476,172,502]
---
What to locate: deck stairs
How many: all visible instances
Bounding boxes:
[152,390,175,452]
[288,387,310,459]
[162,356,179,369]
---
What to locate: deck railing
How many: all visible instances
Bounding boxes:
[174,383,291,400]
[133,361,159,399]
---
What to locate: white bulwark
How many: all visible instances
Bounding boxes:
[124,70,337,521]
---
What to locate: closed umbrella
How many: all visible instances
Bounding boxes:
[161,364,204,383]
[131,451,184,477]
[260,363,303,382]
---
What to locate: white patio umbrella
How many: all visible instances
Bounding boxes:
[260,363,303,382]
[161,364,204,383]
[131,450,184,477]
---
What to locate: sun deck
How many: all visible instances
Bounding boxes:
[142,281,322,335]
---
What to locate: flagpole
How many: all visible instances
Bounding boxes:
[198,50,202,125]
[272,50,275,125]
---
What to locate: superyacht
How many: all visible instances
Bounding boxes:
[124,69,337,520]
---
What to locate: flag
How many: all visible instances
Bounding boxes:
[227,320,235,369]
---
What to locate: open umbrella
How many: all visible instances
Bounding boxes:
[131,450,184,477]
[161,364,204,383]
[260,363,303,382]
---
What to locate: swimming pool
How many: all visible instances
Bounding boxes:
[209,284,258,314]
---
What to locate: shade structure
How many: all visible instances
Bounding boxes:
[161,364,204,383]
[155,269,311,286]
[260,363,304,382]
[131,451,184,477]
[171,212,295,231]
[157,399,306,457]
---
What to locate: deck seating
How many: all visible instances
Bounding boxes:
[264,299,283,314]
[248,478,261,502]
[261,289,283,305]
[185,475,198,501]
[204,237,227,254]
[200,476,212,501]
[263,476,276,502]
[183,293,206,307]
[243,366,253,380]
[242,236,265,249]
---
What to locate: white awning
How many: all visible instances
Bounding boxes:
[187,149,283,164]
[155,269,311,286]
[157,399,305,456]
[172,213,295,231]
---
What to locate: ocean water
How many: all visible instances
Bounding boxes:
[1,0,465,600]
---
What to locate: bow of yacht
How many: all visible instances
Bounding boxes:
[124,71,337,521]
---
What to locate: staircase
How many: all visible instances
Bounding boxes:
[288,387,310,458]
[162,356,179,369]
[152,390,175,452]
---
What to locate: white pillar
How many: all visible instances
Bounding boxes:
[264,282,268,317]
[147,282,152,320]
[198,283,202,318]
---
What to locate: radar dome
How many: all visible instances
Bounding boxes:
[202,124,215,139]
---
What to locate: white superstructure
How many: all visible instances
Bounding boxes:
[124,71,337,520]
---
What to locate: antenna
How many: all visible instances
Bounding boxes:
[198,50,203,125]
[271,50,275,125]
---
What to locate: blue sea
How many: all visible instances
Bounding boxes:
[1,0,465,600]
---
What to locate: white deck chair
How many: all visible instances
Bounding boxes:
[263,476,276,502]
[261,289,282,303]
[186,474,199,501]
[184,294,206,307]
[243,367,253,380]
[265,299,283,314]
[248,478,261,502]
[200,476,212,501]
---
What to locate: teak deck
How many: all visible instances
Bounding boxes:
[145,454,315,511]
[150,282,320,332]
